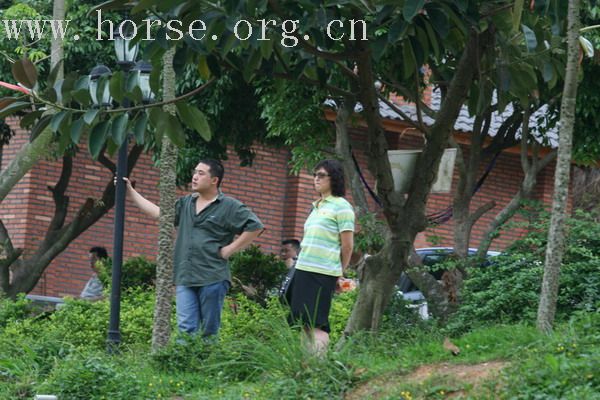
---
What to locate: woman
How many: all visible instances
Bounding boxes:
[290,159,355,354]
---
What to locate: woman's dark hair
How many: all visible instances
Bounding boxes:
[314,159,345,197]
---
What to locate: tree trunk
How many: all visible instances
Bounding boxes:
[51,0,65,82]
[0,127,55,203]
[1,147,143,298]
[334,97,369,218]
[344,29,491,333]
[537,0,580,333]
[152,46,177,351]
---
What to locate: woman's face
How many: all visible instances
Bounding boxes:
[313,167,331,195]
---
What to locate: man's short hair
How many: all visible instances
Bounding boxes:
[198,159,225,188]
[89,246,108,259]
[281,239,300,253]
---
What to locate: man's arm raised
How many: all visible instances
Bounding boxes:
[122,177,160,220]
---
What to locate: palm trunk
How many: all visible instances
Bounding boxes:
[152,47,178,351]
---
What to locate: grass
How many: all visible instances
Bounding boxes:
[1,294,598,399]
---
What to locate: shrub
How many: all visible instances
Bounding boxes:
[36,352,144,400]
[450,210,600,331]
[499,309,600,399]
[98,256,156,290]
[39,288,155,350]
[229,245,287,305]
[354,212,386,254]
[0,294,32,328]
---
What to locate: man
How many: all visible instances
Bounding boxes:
[280,239,300,269]
[278,239,300,305]
[123,159,263,337]
[80,246,108,300]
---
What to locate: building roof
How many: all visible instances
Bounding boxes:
[333,89,560,148]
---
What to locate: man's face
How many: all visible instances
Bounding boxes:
[191,163,217,192]
[89,252,99,272]
[280,244,297,260]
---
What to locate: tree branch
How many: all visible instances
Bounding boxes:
[377,93,428,133]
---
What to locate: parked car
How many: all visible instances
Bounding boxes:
[397,247,500,318]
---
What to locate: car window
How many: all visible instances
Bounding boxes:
[422,254,447,266]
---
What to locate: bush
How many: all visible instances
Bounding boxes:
[24,288,156,350]
[98,256,156,290]
[229,245,287,305]
[0,294,33,328]
[36,352,144,400]
[450,210,600,331]
[499,309,600,399]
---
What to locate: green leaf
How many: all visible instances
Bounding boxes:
[164,114,185,147]
[83,109,100,125]
[52,79,64,104]
[20,110,43,128]
[89,120,110,159]
[109,71,125,103]
[542,62,554,83]
[50,111,68,133]
[198,57,211,80]
[220,32,240,57]
[423,20,440,60]
[11,58,38,88]
[47,59,64,87]
[111,113,129,146]
[427,7,449,38]
[148,107,166,131]
[260,36,274,58]
[403,0,425,22]
[0,101,29,119]
[243,51,262,82]
[133,112,148,145]
[70,118,85,143]
[30,115,51,140]
[521,25,537,52]
[126,71,137,93]
[176,102,212,141]
[58,129,71,155]
[512,0,524,33]
[150,66,161,99]
[402,42,417,80]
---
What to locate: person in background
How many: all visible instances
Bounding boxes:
[280,239,300,269]
[278,239,300,305]
[80,246,108,300]
[290,159,355,354]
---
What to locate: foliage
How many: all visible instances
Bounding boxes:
[228,245,287,305]
[257,80,332,174]
[97,256,156,291]
[499,309,600,399]
[1,286,599,398]
[381,290,436,337]
[449,210,600,332]
[574,0,600,164]
[354,212,387,254]
[0,294,32,328]
[36,352,144,400]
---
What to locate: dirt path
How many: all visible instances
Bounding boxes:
[345,360,508,400]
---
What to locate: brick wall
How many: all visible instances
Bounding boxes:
[1,118,566,297]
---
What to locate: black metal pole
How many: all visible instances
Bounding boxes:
[106,56,133,350]
[107,129,128,352]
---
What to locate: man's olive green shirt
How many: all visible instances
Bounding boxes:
[173,192,263,287]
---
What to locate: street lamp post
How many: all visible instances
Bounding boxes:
[89,31,152,352]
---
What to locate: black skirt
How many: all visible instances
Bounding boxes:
[289,269,337,333]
